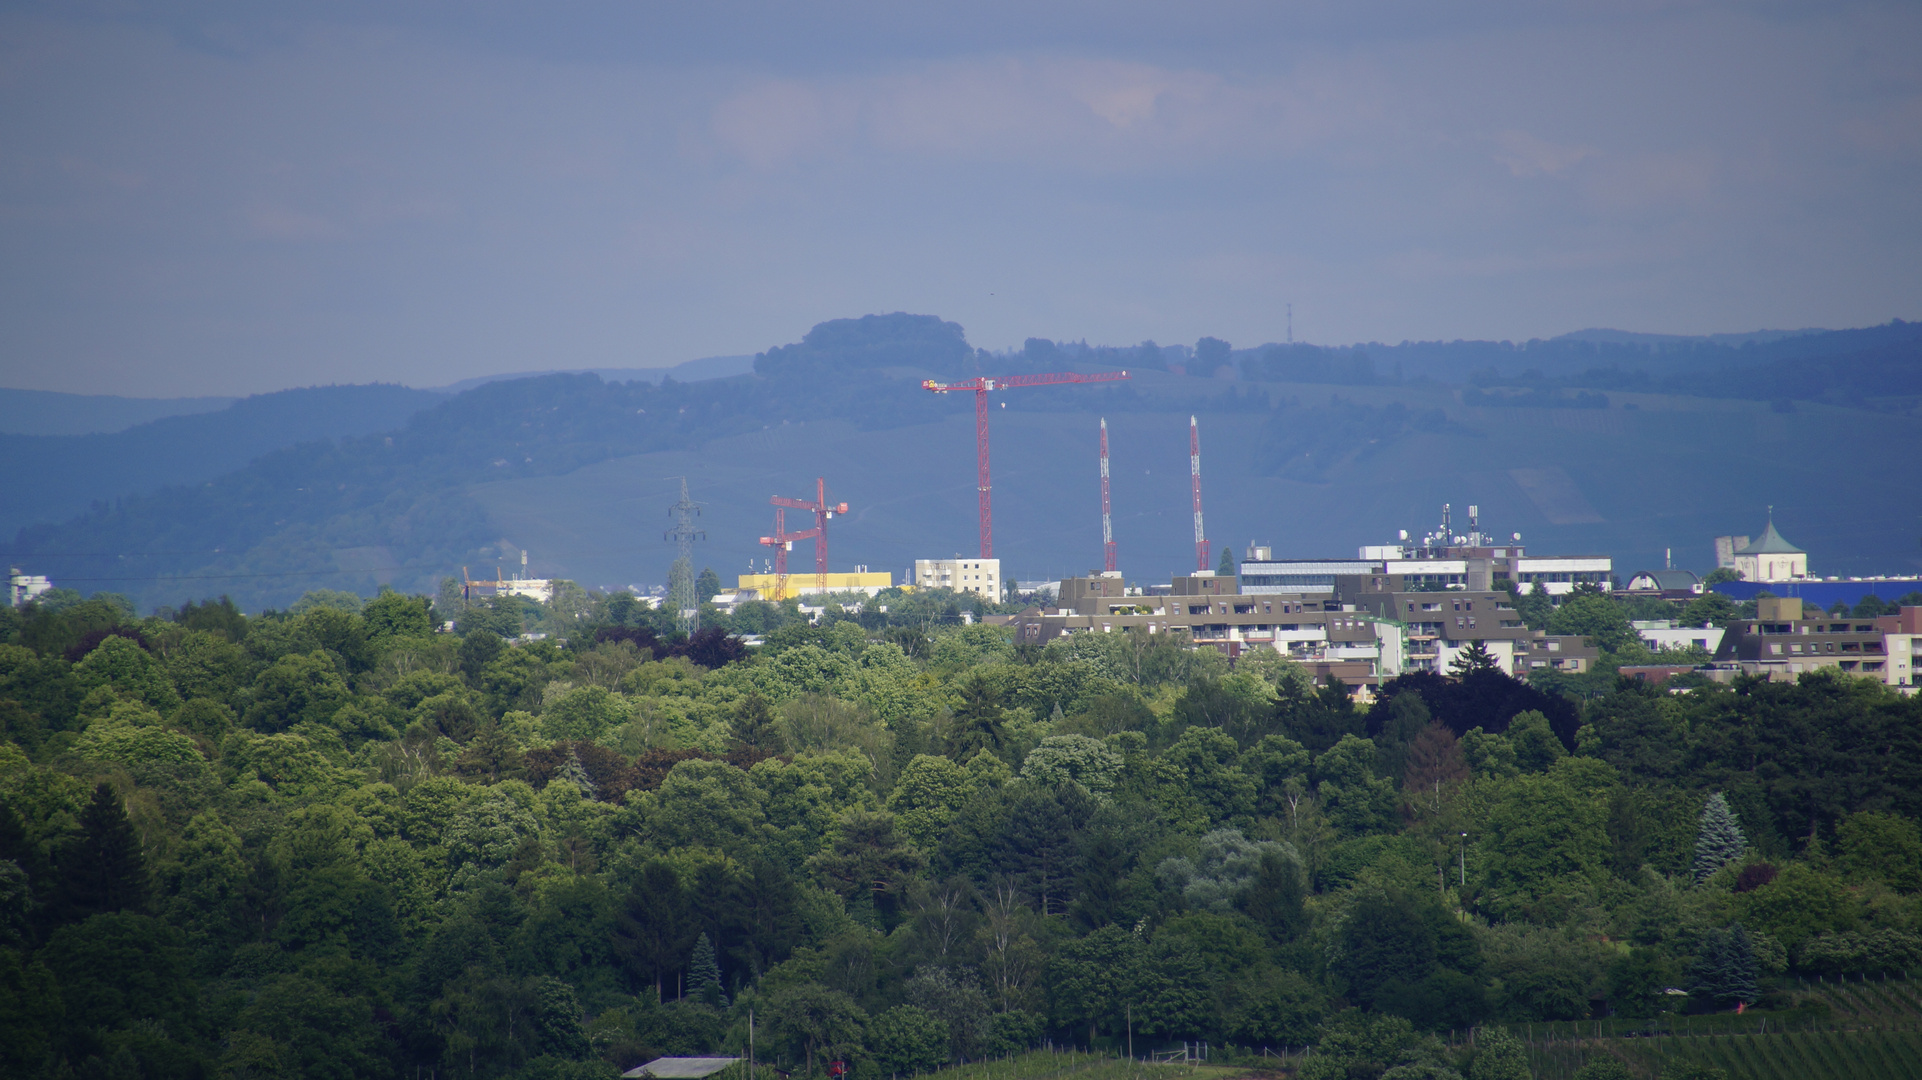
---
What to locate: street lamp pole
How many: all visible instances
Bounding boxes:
[1459,832,1468,887]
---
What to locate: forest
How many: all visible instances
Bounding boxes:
[2,582,1921,1080]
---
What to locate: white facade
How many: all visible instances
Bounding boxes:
[1514,556,1613,595]
[498,579,555,602]
[1733,551,1807,583]
[1633,621,1725,654]
[915,558,1002,599]
[1239,559,1375,594]
[9,569,51,607]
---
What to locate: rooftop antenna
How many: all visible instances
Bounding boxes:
[1099,418,1117,573]
[1191,415,1210,573]
[665,477,705,633]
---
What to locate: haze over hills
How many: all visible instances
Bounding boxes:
[0,388,237,436]
[0,385,447,543]
[7,314,1920,612]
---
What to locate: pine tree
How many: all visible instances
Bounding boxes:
[1449,639,1499,677]
[1688,925,1759,1009]
[1724,925,1760,1005]
[58,783,147,920]
[730,693,785,754]
[559,746,598,800]
[689,931,728,1006]
[1693,792,1747,882]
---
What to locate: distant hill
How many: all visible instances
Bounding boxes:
[0,388,236,436]
[1220,320,1922,388]
[0,384,445,542]
[8,315,1920,612]
[431,353,756,394]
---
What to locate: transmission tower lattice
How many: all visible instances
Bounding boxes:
[665,478,705,632]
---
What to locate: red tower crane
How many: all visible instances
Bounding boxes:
[922,370,1130,558]
[1099,417,1116,574]
[760,477,847,597]
[757,508,819,601]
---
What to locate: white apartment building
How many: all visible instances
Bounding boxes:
[914,558,1002,599]
[9,569,52,607]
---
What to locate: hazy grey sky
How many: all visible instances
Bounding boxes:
[2,1,1918,396]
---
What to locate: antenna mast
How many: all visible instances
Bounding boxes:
[665,477,705,633]
[1099,418,1116,573]
[1190,415,1209,573]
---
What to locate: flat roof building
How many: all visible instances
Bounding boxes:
[914,558,1002,599]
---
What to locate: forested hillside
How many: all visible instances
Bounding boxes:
[0,384,447,542]
[3,585,1920,1080]
[13,315,1922,613]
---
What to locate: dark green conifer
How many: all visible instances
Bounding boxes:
[689,931,727,1006]
[1693,792,1747,882]
[59,783,146,919]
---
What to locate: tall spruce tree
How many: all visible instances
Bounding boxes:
[59,783,147,919]
[1688,925,1759,1008]
[1693,792,1747,882]
[730,693,785,754]
[689,931,727,1006]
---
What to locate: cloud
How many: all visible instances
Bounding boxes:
[1491,129,1597,177]
[704,53,1395,172]
[240,201,338,241]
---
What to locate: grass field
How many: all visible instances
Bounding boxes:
[915,979,1922,1080]
[1525,1027,1922,1080]
[917,1050,1245,1080]
[1514,975,1922,1079]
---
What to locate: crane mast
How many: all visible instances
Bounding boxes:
[765,477,846,597]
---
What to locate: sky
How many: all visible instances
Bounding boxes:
[1,1,1919,397]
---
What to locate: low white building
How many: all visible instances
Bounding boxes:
[1632,620,1725,654]
[914,558,1002,599]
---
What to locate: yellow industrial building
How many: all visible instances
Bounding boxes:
[736,571,893,601]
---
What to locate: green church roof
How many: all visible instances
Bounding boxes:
[1735,521,1804,555]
